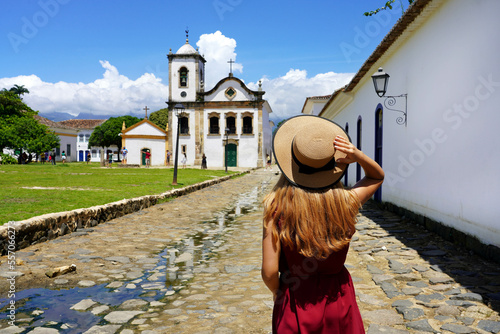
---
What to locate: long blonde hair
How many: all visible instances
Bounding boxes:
[263,175,361,260]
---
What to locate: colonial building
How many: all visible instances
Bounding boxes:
[58,119,107,162]
[120,118,168,166]
[300,94,332,116]
[317,0,500,254]
[166,38,273,168]
[34,115,77,162]
[32,116,118,163]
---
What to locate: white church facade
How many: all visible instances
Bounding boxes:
[120,119,168,166]
[317,0,500,256]
[166,38,273,169]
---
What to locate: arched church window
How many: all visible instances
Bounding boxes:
[209,116,220,134]
[242,115,253,134]
[180,116,189,134]
[226,116,236,134]
[179,67,188,87]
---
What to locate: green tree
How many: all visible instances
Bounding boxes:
[88,115,141,159]
[9,84,29,99]
[0,90,59,162]
[148,108,169,130]
[364,0,414,16]
[272,119,287,136]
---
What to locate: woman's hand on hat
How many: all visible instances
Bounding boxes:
[334,135,362,164]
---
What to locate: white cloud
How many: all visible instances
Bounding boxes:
[247,69,354,122]
[0,31,354,123]
[197,31,243,88]
[0,60,168,117]
[196,31,354,122]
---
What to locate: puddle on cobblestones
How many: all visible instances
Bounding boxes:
[0,183,268,333]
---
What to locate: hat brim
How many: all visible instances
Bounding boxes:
[273,115,350,189]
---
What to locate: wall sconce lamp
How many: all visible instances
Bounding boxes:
[371,67,408,126]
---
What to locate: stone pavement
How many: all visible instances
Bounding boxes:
[0,169,499,334]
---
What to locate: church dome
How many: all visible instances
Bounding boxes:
[176,41,197,55]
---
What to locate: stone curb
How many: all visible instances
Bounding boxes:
[0,169,254,255]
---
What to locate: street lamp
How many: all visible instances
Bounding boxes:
[224,127,229,173]
[371,67,408,126]
[371,67,390,97]
[172,103,185,185]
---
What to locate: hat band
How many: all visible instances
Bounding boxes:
[291,147,337,175]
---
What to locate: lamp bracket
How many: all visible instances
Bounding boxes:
[383,94,407,126]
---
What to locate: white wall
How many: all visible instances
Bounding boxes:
[311,102,327,116]
[57,133,77,162]
[125,122,167,166]
[262,103,273,163]
[171,110,196,166]
[205,80,253,102]
[204,136,223,168]
[126,138,165,166]
[170,58,199,103]
[329,0,500,246]
[239,136,258,167]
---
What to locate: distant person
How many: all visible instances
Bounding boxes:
[201,154,207,169]
[181,153,187,169]
[51,151,56,165]
[108,152,113,167]
[40,152,46,164]
[121,147,128,164]
[61,151,66,163]
[145,150,151,168]
[266,154,271,170]
[166,150,171,167]
[87,152,91,164]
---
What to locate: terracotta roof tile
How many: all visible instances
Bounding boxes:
[308,95,332,100]
[58,119,107,129]
[319,88,345,116]
[344,0,433,93]
[33,114,76,130]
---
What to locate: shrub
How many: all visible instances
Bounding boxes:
[0,153,17,164]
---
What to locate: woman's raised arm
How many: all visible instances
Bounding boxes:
[334,135,385,205]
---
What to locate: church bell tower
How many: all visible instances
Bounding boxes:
[167,30,206,104]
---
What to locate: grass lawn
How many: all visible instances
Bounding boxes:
[0,162,236,225]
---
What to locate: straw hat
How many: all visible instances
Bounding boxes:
[273,115,350,189]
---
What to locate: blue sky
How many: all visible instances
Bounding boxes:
[1,0,407,122]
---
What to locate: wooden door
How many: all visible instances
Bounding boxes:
[226,144,237,167]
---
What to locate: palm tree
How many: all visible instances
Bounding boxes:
[10,84,29,98]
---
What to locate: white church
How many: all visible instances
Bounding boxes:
[165,37,273,169]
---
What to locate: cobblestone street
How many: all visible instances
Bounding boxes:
[1,170,499,333]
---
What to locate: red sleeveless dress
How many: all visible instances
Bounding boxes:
[272,241,365,333]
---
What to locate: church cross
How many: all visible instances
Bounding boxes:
[227,59,235,75]
[143,106,150,119]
